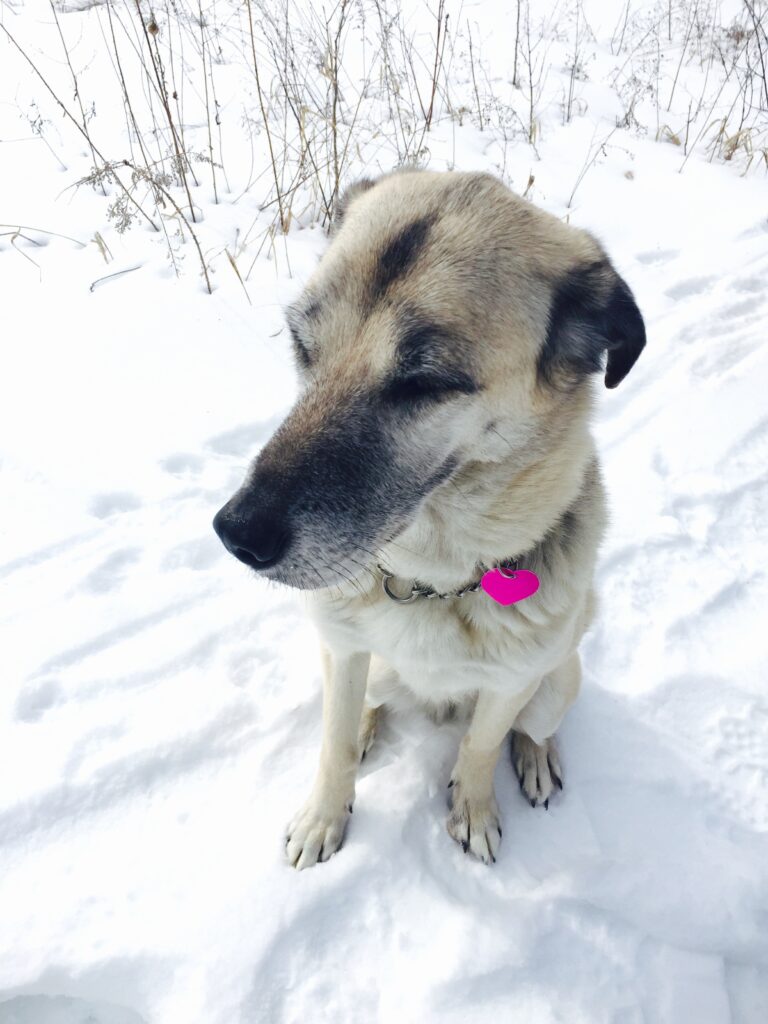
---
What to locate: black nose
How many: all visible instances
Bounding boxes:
[212,503,290,570]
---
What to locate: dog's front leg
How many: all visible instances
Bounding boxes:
[286,649,370,870]
[447,681,539,864]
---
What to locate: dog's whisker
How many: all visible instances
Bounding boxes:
[305,557,329,590]
[331,562,367,601]
[345,554,377,583]
[354,543,389,571]
[345,557,378,602]
[374,530,425,560]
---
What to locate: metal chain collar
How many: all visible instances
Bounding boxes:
[377,560,520,604]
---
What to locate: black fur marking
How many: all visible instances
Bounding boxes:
[285,305,316,368]
[538,261,646,390]
[287,321,312,369]
[370,217,434,303]
[425,454,460,491]
[304,299,322,321]
[558,507,578,554]
[242,393,397,558]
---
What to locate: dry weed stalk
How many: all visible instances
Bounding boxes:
[245,0,288,232]
[132,1,197,220]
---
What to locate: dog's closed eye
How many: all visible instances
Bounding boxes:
[382,370,478,405]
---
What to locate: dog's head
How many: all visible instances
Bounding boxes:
[213,171,645,588]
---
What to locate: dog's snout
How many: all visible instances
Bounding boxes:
[212,502,290,571]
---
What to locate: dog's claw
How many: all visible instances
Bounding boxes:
[548,754,564,790]
[447,781,502,865]
[513,733,563,808]
[285,798,351,869]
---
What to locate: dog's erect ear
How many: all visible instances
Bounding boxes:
[332,177,378,232]
[538,259,646,390]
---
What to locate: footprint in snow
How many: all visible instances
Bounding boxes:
[159,452,205,476]
[161,536,222,571]
[81,547,141,593]
[205,415,283,458]
[717,416,768,481]
[737,218,768,239]
[89,492,142,519]
[636,248,679,265]
[717,295,764,320]
[730,275,766,295]
[14,678,63,722]
[691,332,757,376]
[665,275,717,300]
[0,995,147,1024]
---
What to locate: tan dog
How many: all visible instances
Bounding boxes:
[213,170,645,868]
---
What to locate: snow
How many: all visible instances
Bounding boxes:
[1,1,768,1022]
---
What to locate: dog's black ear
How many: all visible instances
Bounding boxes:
[332,177,378,232]
[538,259,646,389]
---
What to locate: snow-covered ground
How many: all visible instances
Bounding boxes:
[2,1,768,1022]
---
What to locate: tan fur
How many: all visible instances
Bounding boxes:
[255,171,639,868]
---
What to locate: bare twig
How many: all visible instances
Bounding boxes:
[48,0,104,193]
[567,125,619,207]
[0,224,86,246]
[90,264,145,292]
[245,0,288,233]
[132,1,197,220]
[467,20,484,130]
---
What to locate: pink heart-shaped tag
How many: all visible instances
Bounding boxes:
[480,568,540,606]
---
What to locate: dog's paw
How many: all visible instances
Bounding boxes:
[446,780,502,865]
[285,794,352,870]
[511,732,563,808]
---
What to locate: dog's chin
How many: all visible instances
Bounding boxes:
[253,553,375,592]
[255,536,404,593]
[252,563,326,591]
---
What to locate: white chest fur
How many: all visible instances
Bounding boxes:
[306,573,588,702]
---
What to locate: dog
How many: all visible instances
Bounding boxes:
[213,170,645,868]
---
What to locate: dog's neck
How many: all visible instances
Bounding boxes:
[379,415,596,594]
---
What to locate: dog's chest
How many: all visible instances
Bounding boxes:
[308,587,577,700]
